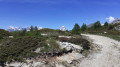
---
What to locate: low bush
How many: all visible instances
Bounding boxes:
[48,39,60,51]
[0,37,46,64]
[0,29,11,36]
[59,37,69,42]
[40,39,61,53]
[0,35,3,40]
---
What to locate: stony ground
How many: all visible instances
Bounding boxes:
[79,34,120,67]
[5,34,120,67]
[6,41,83,67]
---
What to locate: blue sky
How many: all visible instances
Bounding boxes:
[0,0,120,30]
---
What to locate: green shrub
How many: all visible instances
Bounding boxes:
[0,37,46,63]
[48,39,60,51]
[72,23,81,34]
[0,35,3,40]
[41,39,61,52]
[0,29,11,36]
[108,24,114,30]
[59,37,69,42]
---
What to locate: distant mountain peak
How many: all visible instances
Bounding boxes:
[38,27,43,30]
[7,26,43,32]
[111,18,120,24]
[8,26,27,32]
[60,26,67,31]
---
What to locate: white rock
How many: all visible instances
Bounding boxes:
[58,42,83,51]
[34,48,41,53]
[56,64,65,67]
[41,34,47,36]
[21,63,31,67]
[104,31,107,34]
[57,52,83,62]
[59,36,72,38]
[33,62,43,67]
[8,62,23,67]
[9,36,14,38]
[67,60,72,64]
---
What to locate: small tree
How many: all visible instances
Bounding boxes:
[93,21,101,29]
[104,22,108,27]
[34,31,41,36]
[81,23,87,31]
[35,26,38,31]
[21,29,27,36]
[0,35,3,40]
[108,24,114,30]
[72,23,81,34]
[30,26,34,32]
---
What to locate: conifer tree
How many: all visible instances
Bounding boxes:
[81,23,87,31]
[104,22,109,27]
[72,23,81,34]
[93,21,101,29]
[35,26,38,31]
[30,26,34,31]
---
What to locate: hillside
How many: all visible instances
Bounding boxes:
[0,29,11,36]
[0,28,91,67]
[114,22,120,32]
[0,22,120,67]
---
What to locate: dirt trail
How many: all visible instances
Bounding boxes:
[80,34,120,67]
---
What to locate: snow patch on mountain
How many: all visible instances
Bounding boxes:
[38,27,43,30]
[111,18,120,24]
[60,26,67,31]
[7,26,43,32]
[8,26,27,32]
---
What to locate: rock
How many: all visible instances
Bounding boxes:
[9,36,14,38]
[59,36,72,38]
[21,63,31,67]
[33,62,43,67]
[56,64,65,67]
[34,48,41,53]
[41,34,47,36]
[104,31,107,34]
[67,60,72,64]
[56,52,83,62]
[58,42,83,51]
[7,62,23,67]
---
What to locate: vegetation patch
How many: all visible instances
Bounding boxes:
[0,37,46,65]
[99,34,120,41]
[0,29,11,36]
[40,39,61,52]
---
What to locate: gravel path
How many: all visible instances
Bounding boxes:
[80,34,120,67]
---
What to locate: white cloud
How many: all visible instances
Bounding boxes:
[106,16,115,23]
